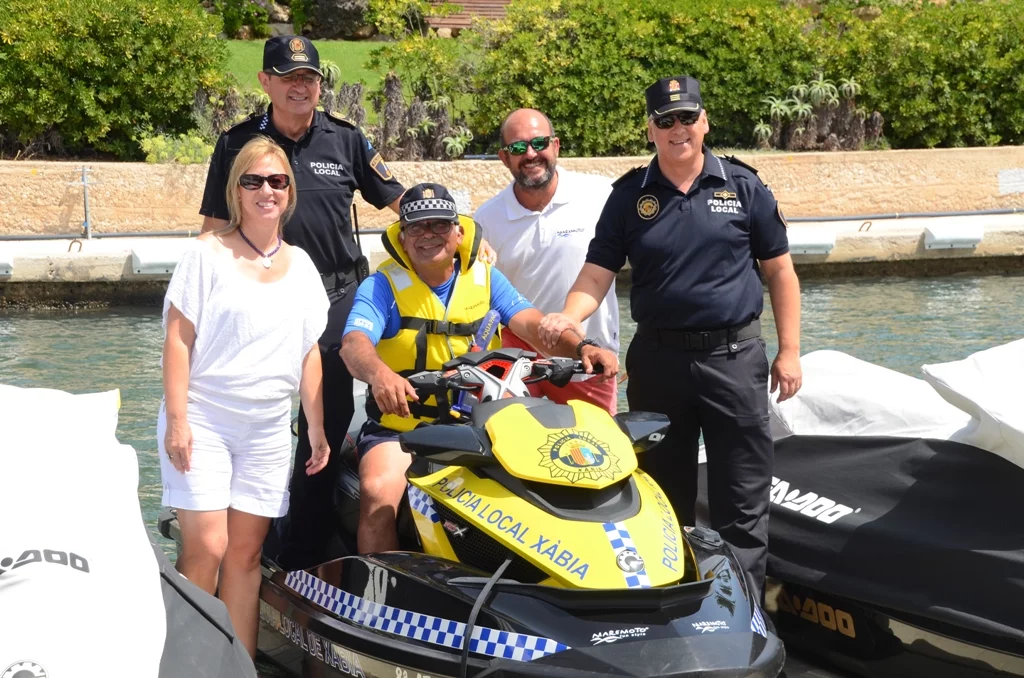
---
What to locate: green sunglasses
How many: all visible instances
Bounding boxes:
[501,136,553,155]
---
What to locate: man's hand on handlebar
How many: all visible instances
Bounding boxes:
[580,344,619,382]
[370,368,419,417]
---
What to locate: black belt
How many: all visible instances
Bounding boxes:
[636,318,760,352]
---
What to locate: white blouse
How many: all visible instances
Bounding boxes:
[163,239,329,418]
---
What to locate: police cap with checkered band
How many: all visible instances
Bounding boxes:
[399,183,459,224]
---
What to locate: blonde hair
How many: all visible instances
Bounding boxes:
[224,136,297,232]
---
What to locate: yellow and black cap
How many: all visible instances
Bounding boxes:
[263,35,323,77]
[399,183,458,224]
[645,75,703,116]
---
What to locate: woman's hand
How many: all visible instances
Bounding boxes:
[305,426,331,475]
[165,415,193,473]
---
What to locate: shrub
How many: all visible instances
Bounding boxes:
[214,0,272,39]
[0,0,226,158]
[813,2,1024,148]
[469,0,819,155]
[139,133,215,164]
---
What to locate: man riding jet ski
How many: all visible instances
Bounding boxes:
[161,182,785,677]
[166,347,786,678]
[699,340,1024,678]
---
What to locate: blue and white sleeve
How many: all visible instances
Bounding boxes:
[343,273,395,345]
[490,267,535,326]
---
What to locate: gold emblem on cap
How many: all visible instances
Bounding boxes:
[668,79,680,92]
[422,188,435,198]
[289,38,305,52]
[637,195,660,220]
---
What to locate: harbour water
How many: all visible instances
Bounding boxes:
[1,274,1023,548]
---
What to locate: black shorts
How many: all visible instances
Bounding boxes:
[355,421,402,460]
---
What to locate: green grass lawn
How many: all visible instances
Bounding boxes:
[223,39,386,90]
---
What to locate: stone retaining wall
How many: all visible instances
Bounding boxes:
[2,147,1022,236]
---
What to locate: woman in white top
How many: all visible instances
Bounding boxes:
[159,136,330,658]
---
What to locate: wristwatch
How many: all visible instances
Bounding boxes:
[575,338,599,357]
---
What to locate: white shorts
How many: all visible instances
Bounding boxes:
[158,399,293,518]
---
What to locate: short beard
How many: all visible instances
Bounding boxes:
[513,158,556,189]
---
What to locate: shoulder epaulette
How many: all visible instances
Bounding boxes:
[722,155,759,176]
[224,112,261,134]
[325,110,358,128]
[613,165,645,187]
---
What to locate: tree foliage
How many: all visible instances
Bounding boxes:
[0,0,226,158]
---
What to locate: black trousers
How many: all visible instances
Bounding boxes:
[275,278,358,570]
[626,333,773,601]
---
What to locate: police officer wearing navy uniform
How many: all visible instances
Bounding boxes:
[539,75,803,600]
[198,35,407,570]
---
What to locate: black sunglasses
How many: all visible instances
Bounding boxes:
[652,111,701,129]
[239,173,291,191]
[403,220,454,237]
[501,136,553,155]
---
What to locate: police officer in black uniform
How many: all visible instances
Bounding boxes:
[199,35,406,570]
[539,75,803,600]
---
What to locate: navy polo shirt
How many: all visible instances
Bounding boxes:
[199,106,405,276]
[586,148,789,330]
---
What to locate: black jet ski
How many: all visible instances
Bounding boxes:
[161,347,784,678]
[697,346,1024,678]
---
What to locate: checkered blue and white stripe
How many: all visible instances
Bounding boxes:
[750,605,768,638]
[400,198,457,219]
[285,569,569,661]
[602,522,651,589]
[406,485,440,523]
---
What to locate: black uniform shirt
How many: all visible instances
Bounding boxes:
[199,106,405,276]
[586,148,789,330]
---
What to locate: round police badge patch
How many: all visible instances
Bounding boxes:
[539,430,620,483]
[637,195,659,220]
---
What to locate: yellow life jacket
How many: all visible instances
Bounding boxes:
[370,215,501,432]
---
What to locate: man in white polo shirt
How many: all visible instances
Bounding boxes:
[474,108,620,413]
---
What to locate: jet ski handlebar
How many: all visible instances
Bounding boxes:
[405,350,601,404]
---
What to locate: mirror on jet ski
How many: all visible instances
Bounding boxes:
[614,411,671,453]
[399,424,495,467]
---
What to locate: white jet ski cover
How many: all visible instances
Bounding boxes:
[0,386,167,678]
[921,337,1024,469]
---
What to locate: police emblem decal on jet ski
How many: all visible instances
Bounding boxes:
[539,430,619,483]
